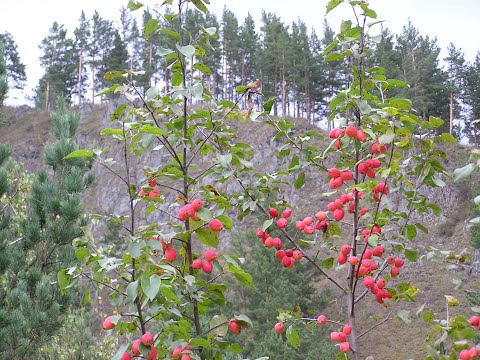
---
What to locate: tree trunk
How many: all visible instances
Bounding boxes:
[281,53,286,116]
[77,48,83,105]
[450,91,454,135]
[45,80,50,111]
[91,65,95,104]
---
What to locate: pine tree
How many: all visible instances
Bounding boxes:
[105,30,129,93]
[465,52,480,144]
[0,43,8,122]
[320,20,346,128]
[221,8,240,100]
[37,22,77,110]
[0,32,26,90]
[73,11,90,105]
[0,97,92,359]
[238,13,258,87]
[226,231,336,359]
[444,43,467,137]
[394,21,449,127]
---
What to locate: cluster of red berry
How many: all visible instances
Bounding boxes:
[171,343,193,360]
[192,249,218,274]
[138,179,161,198]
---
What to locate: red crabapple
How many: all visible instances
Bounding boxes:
[209,219,223,232]
[274,322,285,333]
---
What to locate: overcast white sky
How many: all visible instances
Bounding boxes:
[1,0,479,105]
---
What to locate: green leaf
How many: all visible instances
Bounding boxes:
[193,62,212,75]
[191,0,207,12]
[286,325,300,349]
[379,131,394,145]
[321,257,334,270]
[172,71,183,86]
[262,218,273,231]
[65,149,94,159]
[294,172,305,189]
[160,29,180,41]
[141,274,161,301]
[176,44,195,58]
[157,47,173,56]
[423,311,434,323]
[210,315,228,336]
[396,309,411,324]
[322,40,339,55]
[128,0,143,10]
[100,128,123,136]
[75,247,90,261]
[144,19,159,39]
[139,124,166,136]
[234,314,253,328]
[326,0,343,14]
[112,103,127,121]
[223,255,253,287]
[428,116,444,129]
[126,280,139,303]
[195,227,219,247]
[405,248,418,262]
[57,269,71,292]
[263,97,275,113]
[105,70,124,80]
[189,338,212,348]
[128,241,145,259]
[405,224,417,241]
[453,163,476,182]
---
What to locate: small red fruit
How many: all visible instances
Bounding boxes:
[132,339,141,356]
[303,225,315,234]
[148,190,160,198]
[272,237,283,249]
[356,129,367,142]
[148,345,157,360]
[333,208,344,221]
[343,324,352,335]
[330,331,341,342]
[102,316,116,330]
[292,250,303,260]
[469,346,479,358]
[391,266,400,278]
[328,168,341,178]
[209,219,223,232]
[282,209,292,218]
[171,348,183,359]
[341,170,353,181]
[363,276,375,289]
[277,218,288,229]
[459,349,470,360]
[295,221,305,230]
[204,250,218,262]
[363,249,373,259]
[120,352,132,360]
[345,125,357,138]
[386,255,395,265]
[181,354,191,360]
[330,177,344,189]
[372,246,384,257]
[275,250,286,260]
[202,261,213,274]
[376,278,386,289]
[303,216,314,225]
[317,315,327,325]
[282,256,293,267]
[333,199,344,209]
[341,244,351,256]
[329,128,342,138]
[191,198,203,211]
[315,211,327,221]
[394,258,404,268]
[229,319,241,334]
[164,247,177,262]
[141,332,154,346]
[178,207,188,221]
[337,253,348,265]
[348,256,359,265]
[285,249,294,257]
[264,237,274,248]
[269,207,279,218]
[339,342,350,353]
[192,259,203,269]
[274,322,285,333]
[469,315,480,326]
[256,228,265,238]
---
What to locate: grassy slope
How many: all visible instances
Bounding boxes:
[2,105,479,359]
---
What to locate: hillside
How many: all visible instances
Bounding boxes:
[1,103,479,359]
